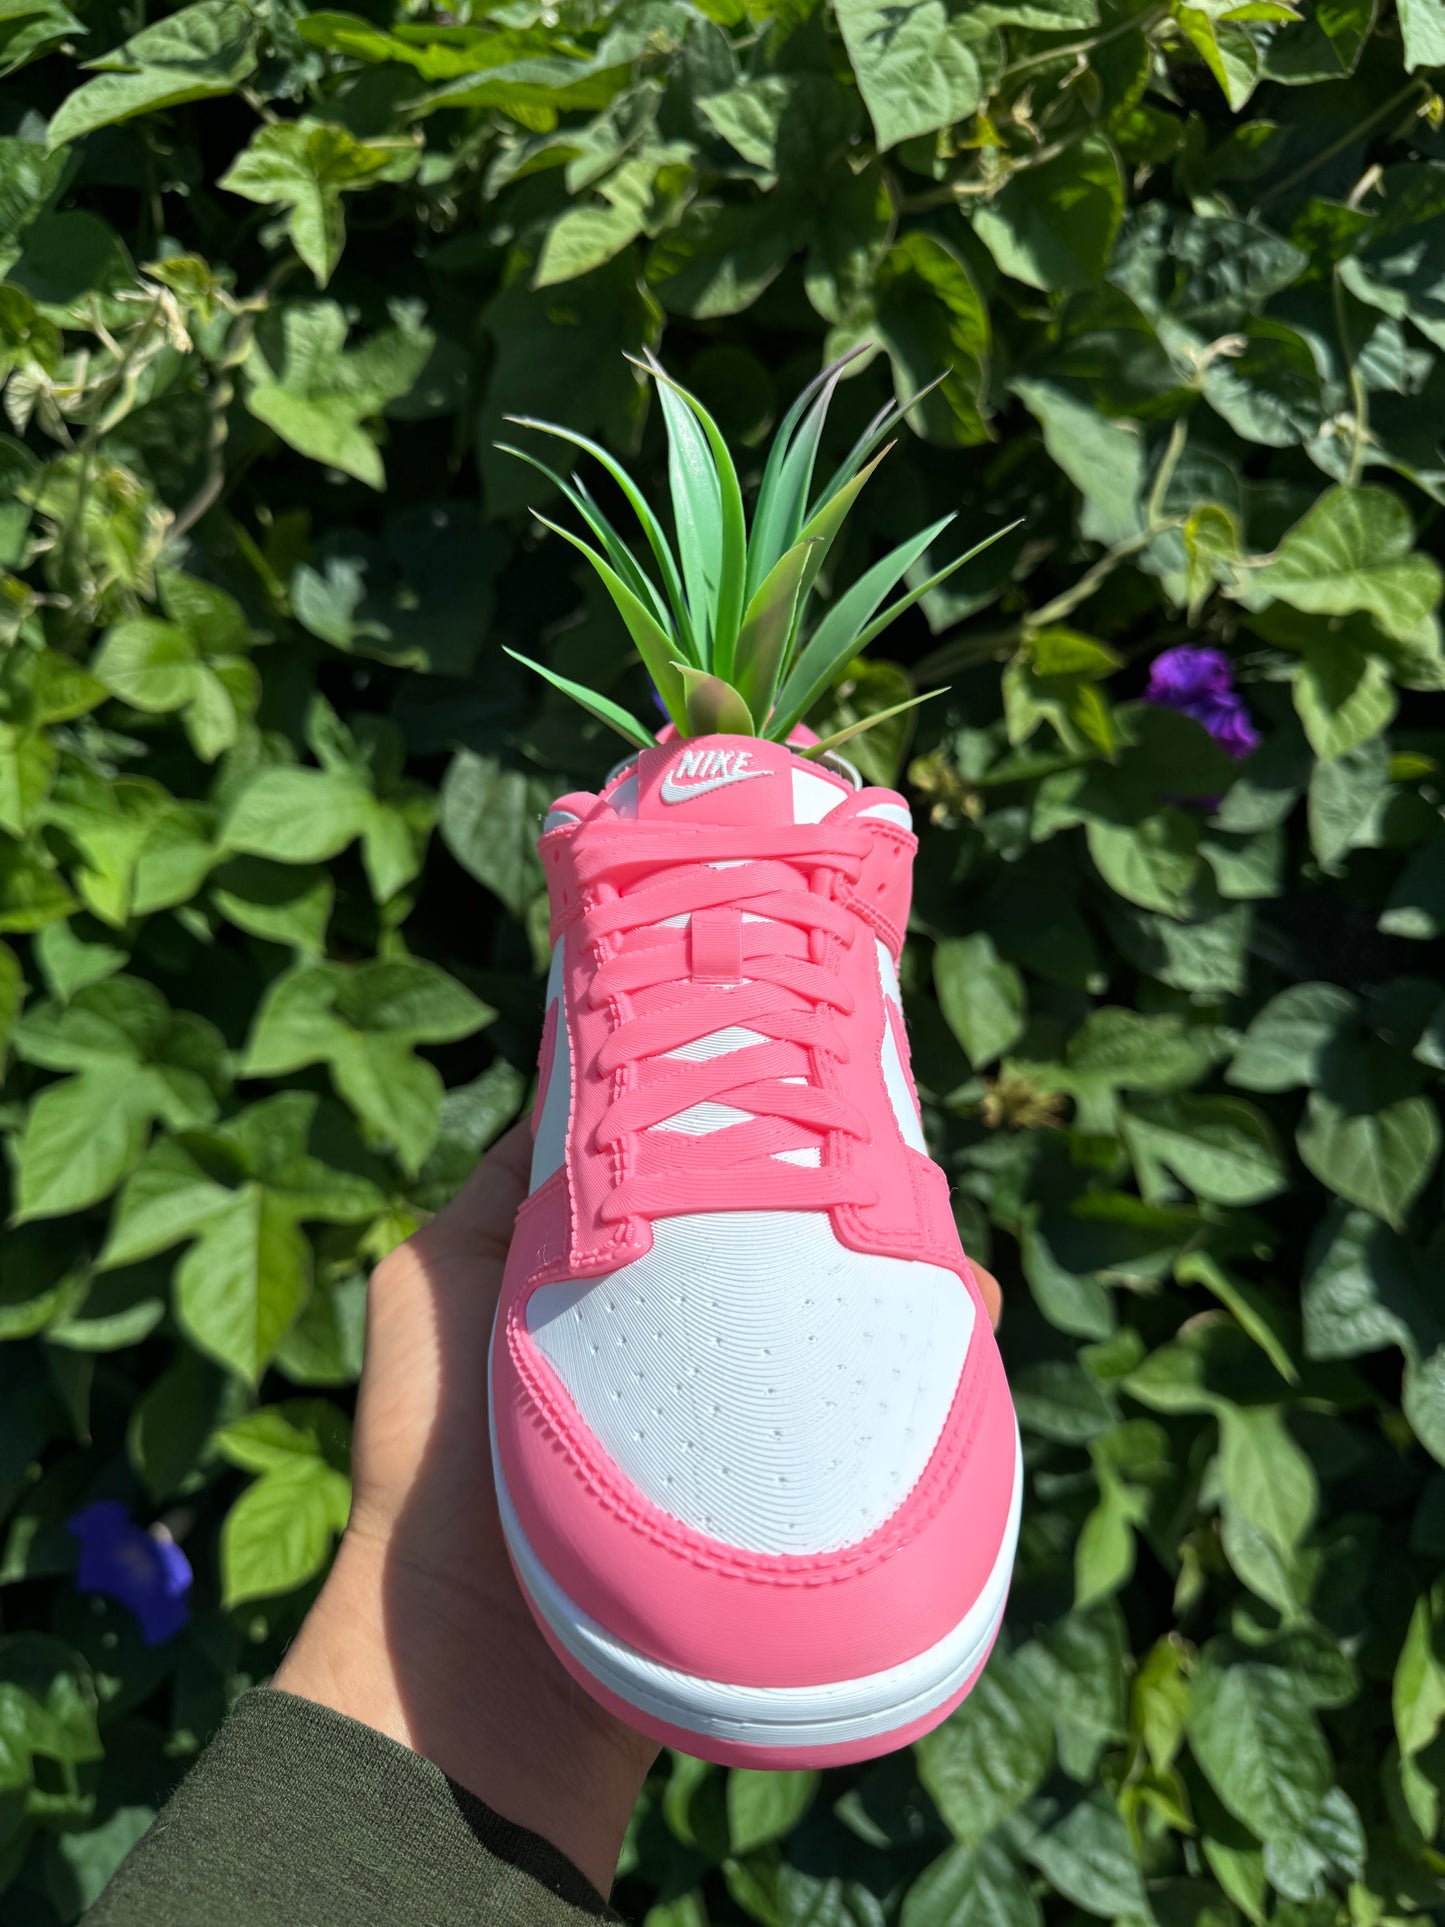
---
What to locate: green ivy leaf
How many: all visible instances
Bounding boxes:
[1120,1094,1287,1205]
[219,121,420,288]
[214,1396,351,1476]
[243,300,434,489]
[45,0,258,147]
[127,1348,242,1502]
[1021,1788,1150,1920]
[1306,735,1390,870]
[209,857,333,956]
[10,977,227,1220]
[934,933,1026,1069]
[974,138,1125,293]
[901,1840,1041,1927]
[835,0,1000,151]
[1201,319,1325,447]
[242,960,493,1174]
[838,233,991,446]
[1227,983,1358,1092]
[1012,379,1145,546]
[1085,810,1204,918]
[291,505,507,679]
[1216,1402,1318,1556]
[1066,1008,1224,1093]
[439,750,555,924]
[916,1649,1055,1845]
[222,720,436,903]
[101,1092,385,1382]
[0,1636,101,1781]
[535,145,694,289]
[1297,1083,1441,1231]
[1292,639,1398,763]
[1177,4,1262,109]
[727,1770,819,1856]
[1187,1650,1331,1844]
[1255,486,1443,643]
[1399,0,1445,73]
[1392,1582,1445,1766]
[93,572,257,763]
[220,1454,351,1607]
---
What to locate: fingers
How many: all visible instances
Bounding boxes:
[970,1259,1003,1329]
[411,1119,532,1266]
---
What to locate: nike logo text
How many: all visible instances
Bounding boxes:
[659,749,773,804]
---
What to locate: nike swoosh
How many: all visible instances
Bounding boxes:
[659,769,773,804]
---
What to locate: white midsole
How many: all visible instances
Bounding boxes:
[492,1419,1022,1748]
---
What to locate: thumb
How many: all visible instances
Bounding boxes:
[409,1119,533,1269]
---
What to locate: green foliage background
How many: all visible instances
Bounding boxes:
[1,0,1444,1917]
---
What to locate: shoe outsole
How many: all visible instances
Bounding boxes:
[493,1422,1023,1769]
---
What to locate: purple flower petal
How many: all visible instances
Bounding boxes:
[1145,645,1235,705]
[1143,646,1257,760]
[68,1501,193,1647]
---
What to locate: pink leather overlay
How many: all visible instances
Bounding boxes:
[838,811,915,959]
[492,1293,1017,1688]
[531,999,558,1139]
[517,1586,1003,1769]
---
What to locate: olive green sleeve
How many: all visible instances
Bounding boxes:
[82,1688,615,1927]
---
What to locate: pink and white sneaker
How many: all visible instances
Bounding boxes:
[490,733,1021,1767]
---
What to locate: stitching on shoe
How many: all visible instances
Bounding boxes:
[503,1298,1000,1587]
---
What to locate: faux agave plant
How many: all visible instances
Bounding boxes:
[498,345,1011,760]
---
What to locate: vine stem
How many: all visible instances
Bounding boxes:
[916,424,1188,682]
[999,1,1169,79]
[1028,525,1164,630]
[1252,79,1430,211]
[1332,267,1369,488]
[1145,416,1188,531]
[901,125,1098,214]
[168,257,299,546]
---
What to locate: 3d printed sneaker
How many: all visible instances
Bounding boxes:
[490,732,1021,1767]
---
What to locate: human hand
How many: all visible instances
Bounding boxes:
[274,1119,1003,1894]
[273,1122,658,1895]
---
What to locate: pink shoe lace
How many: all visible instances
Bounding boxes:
[570,821,881,1222]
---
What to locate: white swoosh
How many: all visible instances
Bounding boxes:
[659,769,773,804]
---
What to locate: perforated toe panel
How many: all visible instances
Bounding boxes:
[526,1212,975,1556]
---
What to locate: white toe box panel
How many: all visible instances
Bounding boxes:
[526,1211,974,1555]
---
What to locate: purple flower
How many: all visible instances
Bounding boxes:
[1143,645,1259,759]
[68,1502,192,1646]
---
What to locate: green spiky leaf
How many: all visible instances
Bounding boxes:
[503,649,654,749]
[802,688,948,758]
[771,515,957,739]
[531,512,688,729]
[503,415,700,663]
[638,353,748,682]
[789,443,893,644]
[745,348,864,601]
[498,443,672,635]
[734,539,820,729]
[815,372,948,513]
[679,666,754,736]
[499,351,1011,746]
[852,519,1023,661]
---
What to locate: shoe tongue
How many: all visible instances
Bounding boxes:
[625,735,850,826]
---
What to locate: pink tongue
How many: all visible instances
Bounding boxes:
[626,735,848,825]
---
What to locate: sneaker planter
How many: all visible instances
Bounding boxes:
[489,355,1019,1766]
